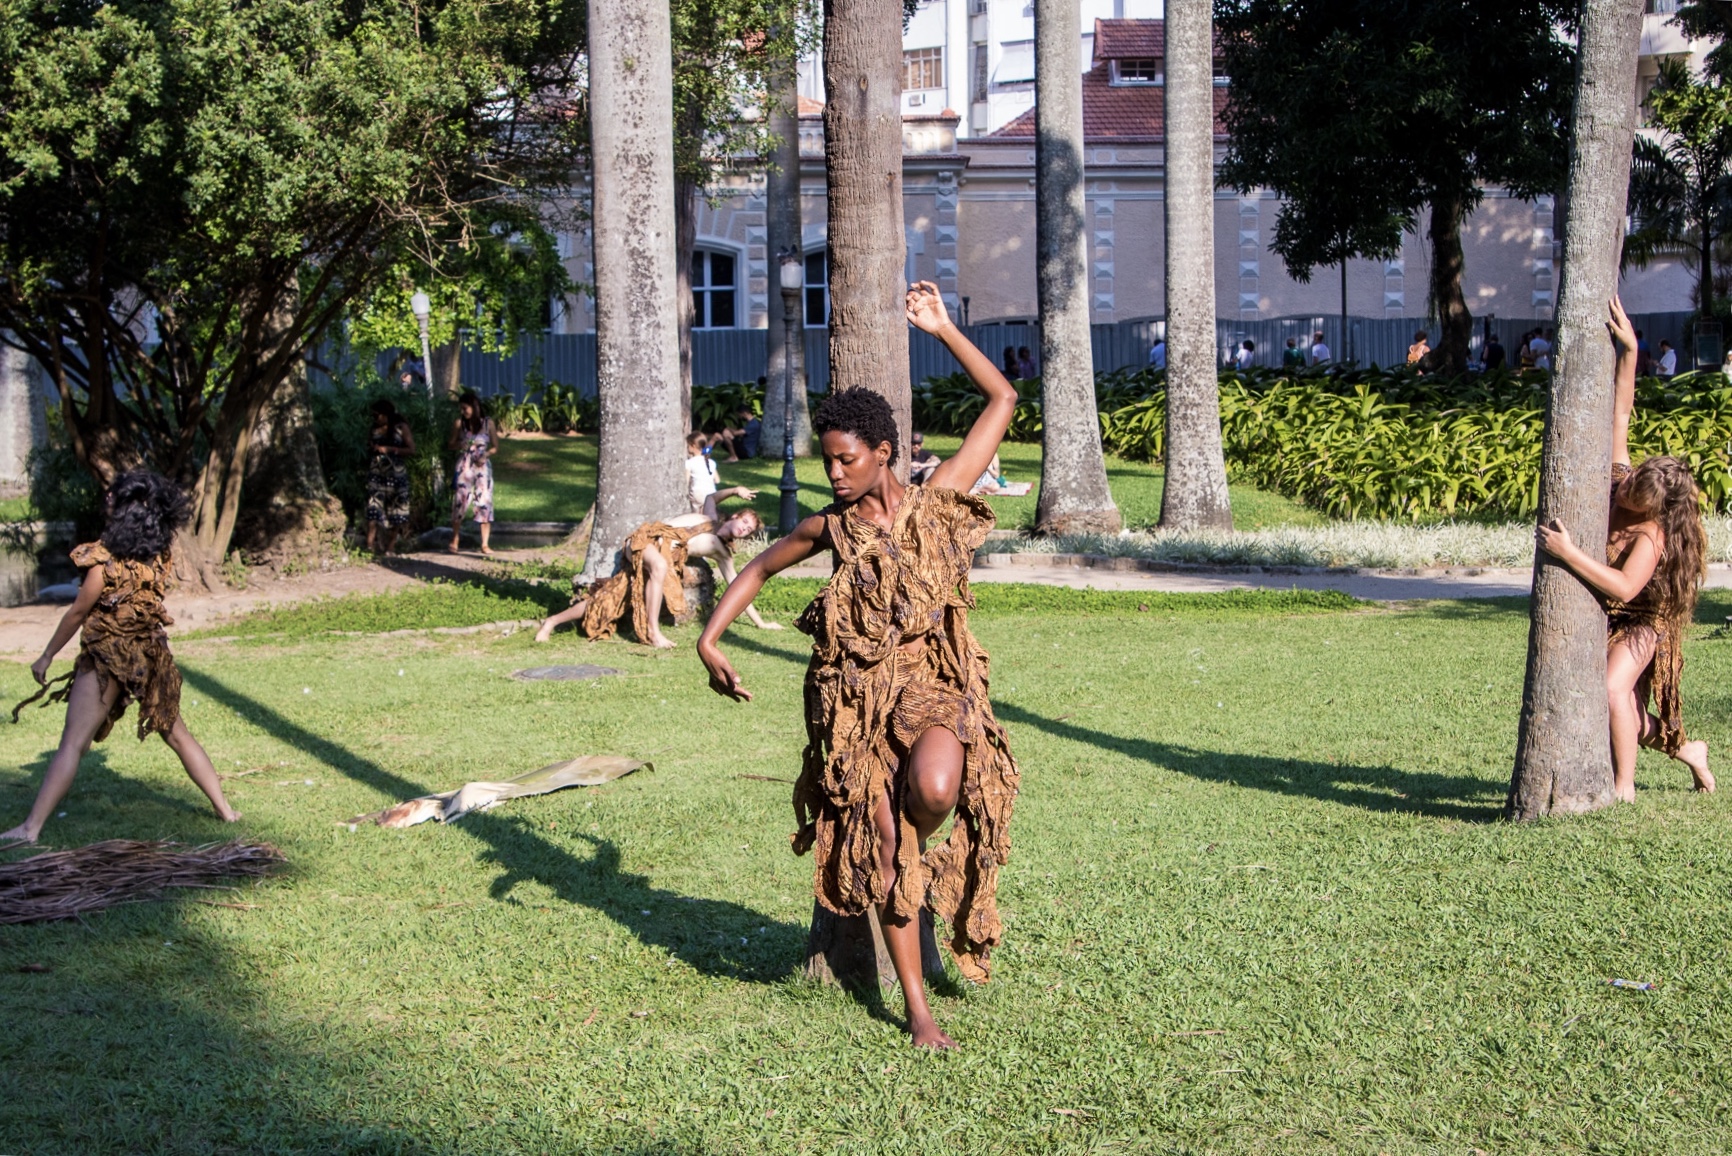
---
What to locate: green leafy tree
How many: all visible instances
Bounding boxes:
[1623,58,1732,318]
[1215,0,1576,373]
[1672,0,1732,82]
[0,0,584,584]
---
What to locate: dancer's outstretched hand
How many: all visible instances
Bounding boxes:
[905,281,952,335]
[698,642,752,701]
[1607,297,1637,354]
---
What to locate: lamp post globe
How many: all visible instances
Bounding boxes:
[776,252,803,536]
[409,290,434,412]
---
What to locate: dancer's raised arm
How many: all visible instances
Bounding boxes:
[907,282,1019,492]
[1609,296,1638,468]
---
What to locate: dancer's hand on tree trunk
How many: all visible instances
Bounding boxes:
[1536,518,1576,560]
[1607,297,1637,355]
[698,641,752,701]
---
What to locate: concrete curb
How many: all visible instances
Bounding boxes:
[971,551,1732,582]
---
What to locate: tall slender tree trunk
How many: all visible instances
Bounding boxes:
[1507,0,1643,821]
[822,0,910,479]
[1159,0,1231,531]
[1425,195,1473,375]
[1032,0,1119,535]
[430,337,462,399]
[674,98,705,434]
[583,0,687,581]
[764,56,812,458]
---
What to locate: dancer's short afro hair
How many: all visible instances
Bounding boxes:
[102,469,191,562]
[812,388,899,465]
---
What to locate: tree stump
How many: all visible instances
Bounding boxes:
[673,558,716,626]
[804,900,947,989]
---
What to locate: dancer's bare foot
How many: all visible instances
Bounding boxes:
[649,632,677,650]
[1680,739,1714,793]
[534,622,555,643]
[909,1018,957,1050]
[480,547,495,557]
[0,824,39,845]
[1614,784,1637,804]
[215,806,242,823]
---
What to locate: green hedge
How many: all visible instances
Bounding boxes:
[917,364,1732,522]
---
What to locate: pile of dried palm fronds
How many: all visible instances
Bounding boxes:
[0,839,285,924]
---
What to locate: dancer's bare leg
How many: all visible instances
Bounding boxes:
[874,725,964,1049]
[159,717,240,822]
[641,548,676,649]
[0,671,121,844]
[1632,701,1714,793]
[1607,642,1645,803]
[534,599,589,643]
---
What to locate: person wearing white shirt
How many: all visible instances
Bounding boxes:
[685,431,757,519]
[1309,330,1331,365]
[1234,339,1256,370]
[1148,338,1166,369]
[1528,331,1553,371]
[1657,339,1678,377]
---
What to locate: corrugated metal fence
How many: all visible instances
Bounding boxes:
[320,311,1699,398]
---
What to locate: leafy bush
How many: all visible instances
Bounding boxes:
[692,381,764,433]
[311,368,461,532]
[914,373,1043,440]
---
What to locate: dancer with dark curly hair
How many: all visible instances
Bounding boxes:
[4,471,240,844]
[698,282,1020,1049]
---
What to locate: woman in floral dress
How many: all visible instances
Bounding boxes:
[449,390,497,555]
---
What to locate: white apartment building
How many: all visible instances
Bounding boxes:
[797,0,1165,137]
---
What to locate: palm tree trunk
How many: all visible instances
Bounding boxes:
[583,0,687,581]
[764,56,812,457]
[1507,0,1643,820]
[822,0,911,478]
[1033,0,1119,534]
[1159,0,1231,531]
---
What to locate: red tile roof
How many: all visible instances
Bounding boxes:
[990,67,1228,143]
[1093,17,1163,63]
[797,95,825,117]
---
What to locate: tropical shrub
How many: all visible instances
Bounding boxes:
[691,380,765,433]
[311,369,460,533]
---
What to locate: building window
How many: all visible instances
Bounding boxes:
[904,47,944,91]
[994,40,1034,85]
[1112,58,1162,85]
[691,249,736,329]
[804,250,829,328]
[971,45,988,103]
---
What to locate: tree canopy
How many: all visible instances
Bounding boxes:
[1215,0,1576,370]
[0,0,585,578]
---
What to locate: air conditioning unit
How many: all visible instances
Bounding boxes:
[908,92,927,107]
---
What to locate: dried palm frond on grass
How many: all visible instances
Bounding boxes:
[0,839,285,924]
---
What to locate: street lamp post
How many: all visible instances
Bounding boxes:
[777,252,803,537]
[409,291,434,414]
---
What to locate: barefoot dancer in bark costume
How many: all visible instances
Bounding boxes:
[1537,298,1713,800]
[698,282,1019,1050]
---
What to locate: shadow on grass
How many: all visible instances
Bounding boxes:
[180,667,802,984]
[995,703,1502,822]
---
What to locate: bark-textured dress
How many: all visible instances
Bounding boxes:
[12,543,182,742]
[577,521,712,643]
[794,485,1019,983]
[1607,463,1687,755]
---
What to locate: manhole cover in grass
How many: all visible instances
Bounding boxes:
[511,665,623,682]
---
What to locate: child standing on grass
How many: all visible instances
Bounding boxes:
[4,471,240,845]
[1537,298,1713,800]
[698,282,1020,1050]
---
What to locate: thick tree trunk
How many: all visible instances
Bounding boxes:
[1507,0,1642,821]
[675,154,699,435]
[233,353,347,571]
[583,0,687,580]
[1425,195,1473,376]
[430,337,462,399]
[804,901,946,988]
[822,0,911,479]
[0,342,45,493]
[1033,0,1119,535]
[1158,0,1232,531]
[764,57,812,458]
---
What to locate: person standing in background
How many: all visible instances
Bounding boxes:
[1234,339,1256,370]
[1015,346,1037,379]
[1003,346,1020,377]
[1635,329,1653,377]
[1657,339,1678,378]
[1309,330,1331,365]
[1148,337,1167,369]
[1484,334,1506,371]
[1407,330,1430,366]
[449,390,497,556]
[1282,337,1306,369]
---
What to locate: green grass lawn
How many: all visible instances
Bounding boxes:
[3,581,1731,1153]
[489,433,1320,532]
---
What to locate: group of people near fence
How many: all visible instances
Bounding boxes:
[363,390,500,557]
[1,287,1716,1053]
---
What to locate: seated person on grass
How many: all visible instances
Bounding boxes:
[534,508,779,647]
[685,430,757,519]
[909,431,940,484]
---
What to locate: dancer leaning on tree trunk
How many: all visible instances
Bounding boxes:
[698,282,1020,1050]
[1537,298,1713,801]
[4,471,240,845]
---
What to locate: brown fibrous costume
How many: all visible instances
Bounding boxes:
[11,543,182,741]
[576,520,712,643]
[1605,463,1687,756]
[793,485,1019,983]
